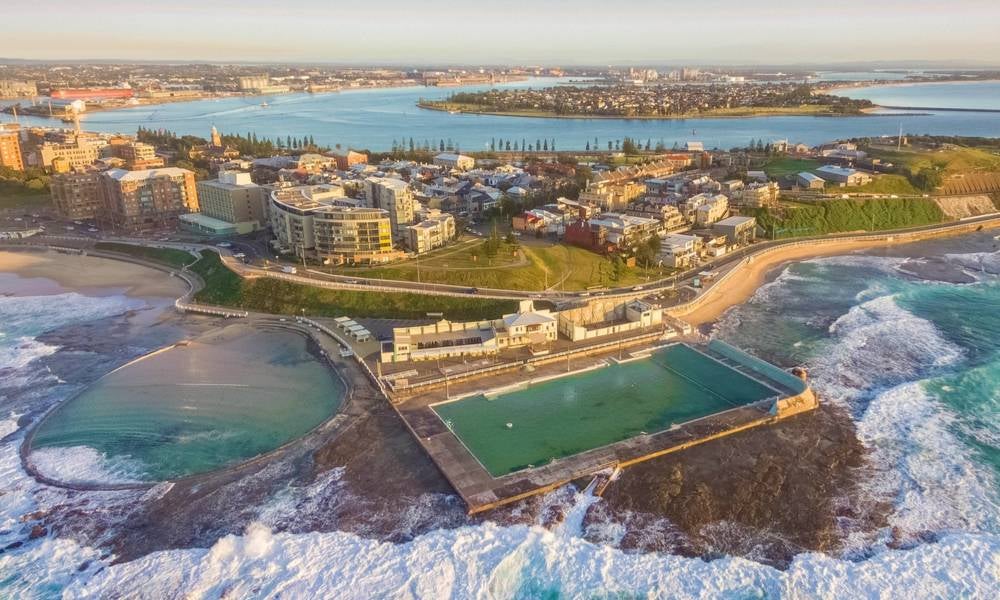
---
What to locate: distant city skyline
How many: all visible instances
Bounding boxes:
[4,0,1000,65]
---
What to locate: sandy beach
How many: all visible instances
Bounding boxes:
[674,220,1000,327]
[1,250,189,299]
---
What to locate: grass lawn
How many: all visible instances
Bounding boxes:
[330,241,659,291]
[763,157,822,178]
[757,197,945,238]
[868,146,1000,177]
[94,242,197,269]
[189,250,518,321]
[84,244,522,320]
[0,189,51,210]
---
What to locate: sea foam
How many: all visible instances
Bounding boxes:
[27,445,148,486]
[58,520,1000,600]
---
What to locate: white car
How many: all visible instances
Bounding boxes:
[216,241,233,248]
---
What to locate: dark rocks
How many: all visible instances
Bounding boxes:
[591,403,887,567]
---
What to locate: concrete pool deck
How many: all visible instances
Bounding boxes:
[393,341,818,514]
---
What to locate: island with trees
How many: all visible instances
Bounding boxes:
[419,83,874,119]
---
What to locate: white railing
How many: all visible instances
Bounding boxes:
[298,317,388,396]
[174,299,249,318]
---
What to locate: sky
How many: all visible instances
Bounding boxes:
[4,0,1000,66]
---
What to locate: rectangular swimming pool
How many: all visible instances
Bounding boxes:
[432,344,779,477]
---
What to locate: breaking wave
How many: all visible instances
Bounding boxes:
[4,248,1000,597]
[27,445,148,486]
[58,520,1000,599]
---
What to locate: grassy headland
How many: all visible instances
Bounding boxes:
[753,197,946,238]
[189,250,519,320]
[332,239,660,291]
[92,244,520,320]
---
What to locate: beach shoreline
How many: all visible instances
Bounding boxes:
[0,249,189,299]
[673,220,1000,328]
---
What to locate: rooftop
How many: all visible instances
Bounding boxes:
[270,185,345,212]
[104,167,192,182]
[714,216,756,227]
[816,165,858,177]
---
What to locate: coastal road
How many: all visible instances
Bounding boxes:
[13,212,1000,307]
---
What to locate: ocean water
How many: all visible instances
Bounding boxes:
[9,78,1000,150]
[2,235,1000,597]
[27,328,345,483]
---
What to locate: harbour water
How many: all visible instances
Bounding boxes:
[837,80,1000,111]
[8,77,1000,151]
[2,233,999,596]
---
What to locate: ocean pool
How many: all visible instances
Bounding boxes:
[28,326,344,483]
[434,343,779,477]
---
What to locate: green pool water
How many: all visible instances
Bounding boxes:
[29,327,344,483]
[433,344,778,477]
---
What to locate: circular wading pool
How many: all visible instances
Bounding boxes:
[27,326,345,485]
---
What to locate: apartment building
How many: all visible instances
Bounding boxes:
[314,206,402,265]
[196,171,267,233]
[694,195,729,226]
[114,141,164,169]
[100,167,199,233]
[50,170,103,220]
[0,125,23,171]
[406,212,455,254]
[269,185,402,264]
[36,136,106,170]
[363,177,415,240]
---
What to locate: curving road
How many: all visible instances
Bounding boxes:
[11,212,1000,306]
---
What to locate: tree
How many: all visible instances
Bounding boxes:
[622,137,638,155]
[635,234,661,268]
[610,254,625,281]
[911,167,942,191]
[608,141,613,151]
[586,141,591,151]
